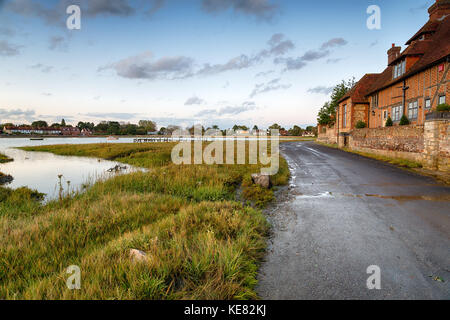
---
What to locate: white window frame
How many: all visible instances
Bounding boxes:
[439,95,446,105]
[408,101,418,120]
[425,98,431,109]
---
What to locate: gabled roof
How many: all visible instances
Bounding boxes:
[367,15,450,96]
[338,74,380,104]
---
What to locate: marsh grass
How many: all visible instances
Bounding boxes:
[0,152,13,163]
[1,142,289,299]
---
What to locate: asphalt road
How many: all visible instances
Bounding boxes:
[257,141,450,300]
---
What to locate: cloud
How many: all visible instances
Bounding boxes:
[197,54,256,76]
[300,49,330,62]
[0,108,36,121]
[369,40,378,47]
[49,36,68,51]
[100,51,194,80]
[0,26,15,36]
[0,40,21,56]
[106,33,294,80]
[275,37,347,71]
[146,0,165,16]
[255,70,274,77]
[307,86,333,95]
[250,78,291,97]
[185,96,205,105]
[4,0,164,26]
[201,0,278,20]
[30,63,54,73]
[326,58,343,64]
[195,101,257,117]
[320,38,348,49]
[5,0,63,25]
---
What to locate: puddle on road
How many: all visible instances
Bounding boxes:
[363,194,450,202]
[343,193,450,202]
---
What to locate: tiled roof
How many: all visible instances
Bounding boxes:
[338,74,380,104]
[367,15,450,96]
[405,20,440,45]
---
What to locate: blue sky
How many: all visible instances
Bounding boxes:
[0,0,435,129]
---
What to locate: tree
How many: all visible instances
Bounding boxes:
[385,117,393,127]
[61,119,66,127]
[166,125,182,135]
[355,121,366,129]
[232,125,249,131]
[317,78,355,126]
[288,125,304,136]
[138,120,157,132]
[268,123,282,130]
[317,102,335,126]
[31,120,48,128]
[252,125,259,131]
[399,115,410,126]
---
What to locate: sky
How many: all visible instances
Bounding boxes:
[0,0,436,129]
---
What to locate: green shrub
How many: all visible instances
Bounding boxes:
[399,115,410,125]
[385,117,393,127]
[355,121,366,129]
[437,103,450,112]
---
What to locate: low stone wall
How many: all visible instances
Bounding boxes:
[317,125,337,144]
[348,125,425,163]
[423,119,450,171]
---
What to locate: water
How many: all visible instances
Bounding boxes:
[0,137,139,200]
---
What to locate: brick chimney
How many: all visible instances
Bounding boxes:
[388,43,401,65]
[429,0,450,21]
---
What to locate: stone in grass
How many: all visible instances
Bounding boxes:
[251,173,271,189]
[129,249,148,263]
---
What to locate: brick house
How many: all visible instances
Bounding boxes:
[366,0,450,128]
[336,74,380,133]
[318,74,380,144]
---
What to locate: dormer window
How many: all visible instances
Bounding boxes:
[393,60,406,79]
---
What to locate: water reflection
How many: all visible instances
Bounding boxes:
[0,137,139,200]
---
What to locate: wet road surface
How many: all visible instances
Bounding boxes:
[257,141,450,299]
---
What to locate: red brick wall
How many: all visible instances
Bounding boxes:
[369,61,449,128]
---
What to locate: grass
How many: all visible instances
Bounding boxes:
[315,141,423,169]
[1,142,289,299]
[0,152,13,163]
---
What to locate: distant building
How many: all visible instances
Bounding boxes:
[61,127,81,136]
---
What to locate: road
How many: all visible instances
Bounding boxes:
[257,141,450,299]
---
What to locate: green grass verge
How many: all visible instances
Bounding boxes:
[315,141,423,169]
[1,142,289,299]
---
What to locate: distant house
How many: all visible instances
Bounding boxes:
[3,126,62,135]
[61,127,81,136]
[80,128,92,136]
[147,131,158,135]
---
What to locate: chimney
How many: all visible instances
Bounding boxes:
[428,0,450,21]
[388,43,401,65]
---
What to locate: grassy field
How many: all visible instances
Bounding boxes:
[0,152,13,163]
[0,142,289,299]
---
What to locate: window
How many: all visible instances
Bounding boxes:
[393,60,406,79]
[343,105,347,128]
[372,93,379,108]
[408,101,418,120]
[392,105,403,122]
[425,98,431,109]
[439,95,446,105]
[383,110,387,119]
